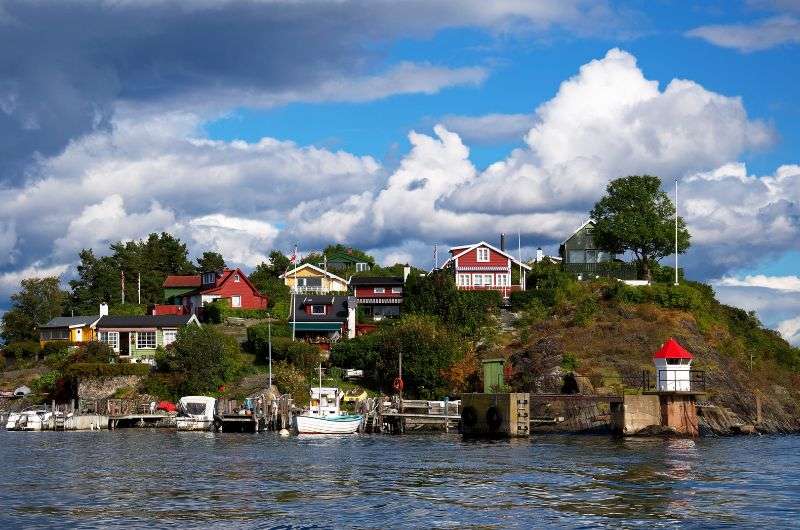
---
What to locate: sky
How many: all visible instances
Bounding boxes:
[0,0,799,343]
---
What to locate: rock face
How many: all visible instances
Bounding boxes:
[78,376,143,400]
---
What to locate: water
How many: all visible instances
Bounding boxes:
[1,431,798,529]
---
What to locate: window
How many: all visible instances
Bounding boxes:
[136,331,156,349]
[586,250,599,264]
[299,277,322,287]
[41,328,69,340]
[234,273,240,282]
[202,273,216,285]
[458,274,471,287]
[483,274,493,286]
[391,287,402,294]
[473,274,483,286]
[98,331,119,351]
[356,262,369,272]
[497,274,508,286]
[476,248,490,262]
[374,287,385,294]
[163,329,177,346]
[568,250,585,263]
[231,295,241,308]
[311,305,326,315]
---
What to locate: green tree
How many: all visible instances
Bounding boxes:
[158,326,243,396]
[591,175,690,282]
[68,249,122,314]
[249,250,292,315]
[1,277,68,344]
[196,251,226,273]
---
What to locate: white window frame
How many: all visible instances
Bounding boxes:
[311,305,326,315]
[231,295,242,308]
[356,262,369,272]
[234,273,240,283]
[374,287,385,294]
[476,247,490,262]
[136,331,157,349]
[497,274,509,286]
[391,287,402,293]
[484,274,493,286]
[458,274,471,287]
[473,274,483,286]
[99,331,119,352]
[163,329,177,346]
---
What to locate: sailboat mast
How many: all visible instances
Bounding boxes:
[318,364,323,417]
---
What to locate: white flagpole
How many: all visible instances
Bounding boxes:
[518,230,523,292]
[292,243,298,341]
[674,178,679,286]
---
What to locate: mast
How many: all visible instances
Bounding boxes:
[674,178,679,286]
[318,363,323,416]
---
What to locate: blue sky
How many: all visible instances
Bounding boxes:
[0,0,799,341]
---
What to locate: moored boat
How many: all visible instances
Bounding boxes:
[293,367,363,434]
[5,408,53,431]
[175,396,217,431]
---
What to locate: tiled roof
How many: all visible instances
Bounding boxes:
[163,275,201,288]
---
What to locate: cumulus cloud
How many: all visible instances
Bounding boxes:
[0,263,71,307]
[439,113,535,144]
[177,214,280,268]
[686,15,800,52]
[0,0,622,185]
[714,274,800,292]
[442,48,773,215]
[777,316,800,345]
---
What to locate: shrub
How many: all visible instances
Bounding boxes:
[70,341,117,364]
[31,370,60,394]
[204,299,271,323]
[572,297,599,326]
[272,361,309,405]
[561,352,578,372]
[40,341,75,359]
[2,341,40,359]
[65,363,151,377]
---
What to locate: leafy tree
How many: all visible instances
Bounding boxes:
[68,249,122,314]
[330,314,463,397]
[196,251,226,272]
[1,277,68,344]
[591,175,690,282]
[250,250,292,314]
[157,326,243,396]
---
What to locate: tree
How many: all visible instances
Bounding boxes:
[158,326,242,396]
[1,277,68,344]
[249,250,292,315]
[590,175,690,282]
[196,251,226,273]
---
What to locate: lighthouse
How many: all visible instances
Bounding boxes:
[653,338,693,391]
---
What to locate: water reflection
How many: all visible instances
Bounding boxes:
[0,431,797,528]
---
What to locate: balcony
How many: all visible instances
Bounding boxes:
[295,286,325,294]
[562,261,639,281]
[457,284,522,298]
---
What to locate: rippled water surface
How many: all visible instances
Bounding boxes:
[1,430,798,528]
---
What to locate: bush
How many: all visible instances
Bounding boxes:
[40,341,75,359]
[604,282,705,310]
[70,341,117,364]
[272,361,309,405]
[250,336,322,374]
[31,370,60,394]
[65,363,151,377]
[2,341,40,359]
[204,299,270,323]
[572,297,599,326]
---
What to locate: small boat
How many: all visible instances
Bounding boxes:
[293,366,363,434]
[5,408,53,431]
[176,396,217,431]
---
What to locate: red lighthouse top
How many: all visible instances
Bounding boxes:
[653,338,693,359]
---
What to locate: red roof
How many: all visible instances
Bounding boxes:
[163,275,201,288]
[653,338,693,359]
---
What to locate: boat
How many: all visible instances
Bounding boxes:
[175,396,217,431]
[293,366,363,434]
[5,408,53,431]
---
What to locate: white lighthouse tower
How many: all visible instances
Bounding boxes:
[653,338,693,391]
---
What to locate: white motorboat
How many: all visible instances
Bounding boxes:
[294,366,362,434]
[5,408,53,431]
[176,396,217,431]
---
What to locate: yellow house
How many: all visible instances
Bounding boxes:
[38,315,101,347]
[280,263,349,294]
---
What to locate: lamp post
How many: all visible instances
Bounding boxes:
[267,312,272,391]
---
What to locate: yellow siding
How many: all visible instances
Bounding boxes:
[283,267,348,292]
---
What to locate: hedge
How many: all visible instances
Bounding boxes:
[65,362,151,378]
[1,341,41,359]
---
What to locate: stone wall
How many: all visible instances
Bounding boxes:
[611,395,661,435]
[78,375,143,400]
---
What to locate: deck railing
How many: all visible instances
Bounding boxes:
[562,262,640,280]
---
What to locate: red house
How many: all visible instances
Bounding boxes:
[162,268,268,315]
[442,240,531,298]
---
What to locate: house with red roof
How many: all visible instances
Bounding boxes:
[162,268,268,316]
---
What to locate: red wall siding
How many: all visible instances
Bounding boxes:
[212,270,268,310]
[354,286,402,298]
[456,246,509,267]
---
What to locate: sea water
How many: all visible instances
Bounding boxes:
[0,431,798,528]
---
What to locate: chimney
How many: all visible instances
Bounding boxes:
[99,302,109,316]
[536,247,544,262]
[403,264,411,282]
[500,233,506,252]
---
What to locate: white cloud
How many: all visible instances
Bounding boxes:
[178,214,280,268]
[714,275,800,292]
[0,263,71,305]
[777,316,800,345]
[686,15,800,52]
[439,113,534,144]
[442,48,773,216]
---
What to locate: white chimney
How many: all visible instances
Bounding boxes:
[536,247,544,262]
[99,302,109,316]
[403,265,411,282]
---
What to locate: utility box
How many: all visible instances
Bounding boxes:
[461,393,530,438]
[482,358,505,393]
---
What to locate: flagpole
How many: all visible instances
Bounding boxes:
[674,178,679,286]
[292,243,298,341]
[518,230,523,292]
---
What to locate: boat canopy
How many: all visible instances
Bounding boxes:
[178,396,216,417]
